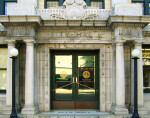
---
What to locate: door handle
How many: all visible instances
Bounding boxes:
[73,77,75,83]
[76,77,78,83]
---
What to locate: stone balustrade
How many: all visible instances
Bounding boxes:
[37,8,111,20]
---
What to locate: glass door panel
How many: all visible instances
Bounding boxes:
[55,55,73,100]
[77,56,96,100]
[51,51,99,109]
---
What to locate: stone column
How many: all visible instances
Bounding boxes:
[2,40,15,114]
[133,40,147,114]
[111,40,128,114]
[21,40,38,115]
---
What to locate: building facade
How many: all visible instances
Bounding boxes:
[0,0,150,118]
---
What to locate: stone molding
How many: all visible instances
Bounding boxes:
[38,26,112,31]
[42,20,108,27]
[0,15,41,27]
[2,23,38,28]
[108,15,150,27]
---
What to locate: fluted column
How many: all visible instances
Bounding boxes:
[2,40,16,114]
[21,40,38,115]
[111,40,128,114]
[133,40,147,114]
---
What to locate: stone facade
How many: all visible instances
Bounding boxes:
[0,0,150,118]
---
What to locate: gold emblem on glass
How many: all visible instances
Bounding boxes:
[83,71,90,79]
[60,71,67,78]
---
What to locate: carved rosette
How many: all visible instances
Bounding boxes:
[51,0,98,20]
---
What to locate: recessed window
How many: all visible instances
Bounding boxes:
[142,46,150,93]
[0,48,7,93]
[85,0,104,9]
[91,1,103,8]
[45,0,64,8]
[45,0,104,9]
[47,1,59,8]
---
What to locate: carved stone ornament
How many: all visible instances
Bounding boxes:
[51,0,98,20]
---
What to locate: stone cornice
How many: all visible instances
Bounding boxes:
[108,15,150,28]
[0,15,41,27]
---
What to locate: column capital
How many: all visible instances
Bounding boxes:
[6,40,16,46]
[115,40,126,46]
[134,40,144,46]
[24,40,35,46]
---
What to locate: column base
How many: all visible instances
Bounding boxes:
[129,105,147,114]
[21,105,39,115]
[111,105,129,115]
[2,104,20,115]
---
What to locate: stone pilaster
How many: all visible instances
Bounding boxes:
[133,40,147,114]
[2,40,15,114]
[21,40,38,115]
[111,43,116,110]
[111,40,129,114]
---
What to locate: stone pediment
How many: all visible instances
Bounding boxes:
[51,0,98,20]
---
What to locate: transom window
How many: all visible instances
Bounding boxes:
[45,0,104,9]
[0,47,7,93]
[142,46,150,93]
[45,0,64,8]
[86,0,104,9]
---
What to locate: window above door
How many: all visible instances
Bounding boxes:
[44,0,104,9]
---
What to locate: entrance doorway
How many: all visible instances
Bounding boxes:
[51,50,99,109]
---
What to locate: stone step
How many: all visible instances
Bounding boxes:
[0,115,149,118]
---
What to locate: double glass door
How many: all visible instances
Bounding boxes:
[51,50,99,109]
